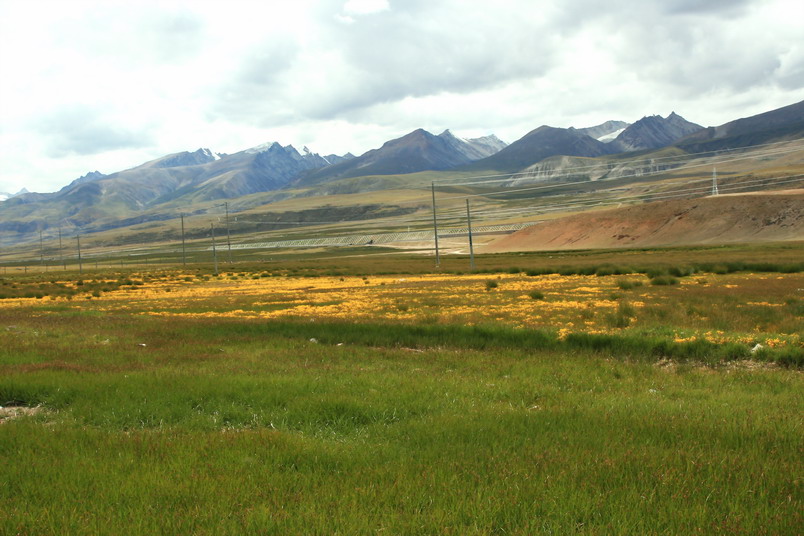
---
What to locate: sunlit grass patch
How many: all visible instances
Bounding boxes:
[1,311,801,533]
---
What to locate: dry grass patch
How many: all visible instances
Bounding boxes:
[0,405,45,424]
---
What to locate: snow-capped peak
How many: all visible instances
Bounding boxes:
[245,141,281,154]
[201,148,221,160]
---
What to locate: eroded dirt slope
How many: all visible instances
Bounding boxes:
[484,190,804,252]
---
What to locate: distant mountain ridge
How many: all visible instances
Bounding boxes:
[465,112,704,172]
[151,148,223,169]
[1,99,803,247]
[609,113,703,152]
[294,129,508,186]
[677,99,804,152]
[0,188,29,202]
[0,128,507,238]
[0,141,353,232]
[577,120,630,141]
[466,125,615,173]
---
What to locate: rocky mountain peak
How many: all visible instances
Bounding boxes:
[245,141,282,154]
[58,171,107,193]
[577,120,630,142]
[0,187,30,202]
[153,148,221,168]
[610,113,703,152]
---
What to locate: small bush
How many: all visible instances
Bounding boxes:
[618,302,637,317]
[773,347,804,368]
[485,280,498,291]
[595,266,615,277]
[604,301,636,328]
[617,279,643,290]
[650,276,679,286]
[779,264,802,273]
[668,266,693,277]
[528,290,544,300]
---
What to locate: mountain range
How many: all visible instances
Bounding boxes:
[296,129,507,186]
[1,99,803,245]
[607,112,702,152]
[0,188,29,203]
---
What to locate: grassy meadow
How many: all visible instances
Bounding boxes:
[1,244,802,534]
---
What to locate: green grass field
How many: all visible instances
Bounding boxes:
[1,245,802,534]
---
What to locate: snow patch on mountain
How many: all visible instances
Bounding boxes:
[597,128,626,142]
[577,120,630,142]
[153,148,222,168]
[246,141,280,154]
[201,148,221,160]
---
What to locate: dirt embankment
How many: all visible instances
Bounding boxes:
[484,190,804,253]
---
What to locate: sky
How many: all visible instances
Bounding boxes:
[1,0,803,195]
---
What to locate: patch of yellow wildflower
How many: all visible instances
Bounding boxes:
[2,270,801,350]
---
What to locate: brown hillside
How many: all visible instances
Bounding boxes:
[484,190,804,253]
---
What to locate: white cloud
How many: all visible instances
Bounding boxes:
[343,0,390,16]
[0,0,803,194]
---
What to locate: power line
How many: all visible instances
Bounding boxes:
[220,172,804,233]
[428,139,804,188]
[426,174,804,226]
[435,145,804,200]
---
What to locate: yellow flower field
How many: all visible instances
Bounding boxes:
[3,269,801,349]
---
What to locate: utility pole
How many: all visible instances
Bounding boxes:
[180,213,187,266]
[431,182,440,267]
[711,167,719,196]
[58,227,65,270]
[466,199,475,271]
[76,235,83,275]
[224,202,232,264]
[39,230,45,271]
[211,223,218,275]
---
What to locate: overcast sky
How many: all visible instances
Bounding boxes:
[1,0,802,194]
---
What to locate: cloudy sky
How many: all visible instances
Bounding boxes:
[1,0,802,194]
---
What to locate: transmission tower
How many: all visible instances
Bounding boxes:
[711,167,719,196]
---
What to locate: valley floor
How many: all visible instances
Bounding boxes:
[1,255,802,534]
